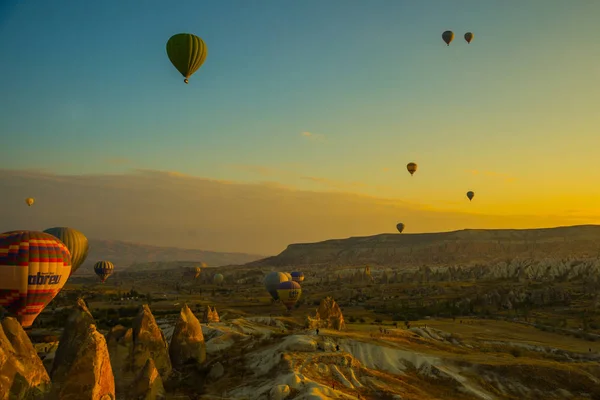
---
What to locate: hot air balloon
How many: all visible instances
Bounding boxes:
[193,266,202,279]
[25,198,34,207]
[291,271,304,283]
[166,33,207,84]
[200,262,208,268]
[283,272,293,281]
[396,223,405,233]
[0,231,72,328]
[94,261,114,283]
[466,191,475,201]
[213,273,224,285]
[442,30,454,46]
[43,227,89,276]
[277,281,302,311]
[406,162,417,176]
[264,271,289,301]
[464,32,474,44]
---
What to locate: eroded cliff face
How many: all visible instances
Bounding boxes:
[128,358,166,400]
[0,317,51,399]
[249,225,600,268]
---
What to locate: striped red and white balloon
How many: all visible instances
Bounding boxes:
[0,231,72,328]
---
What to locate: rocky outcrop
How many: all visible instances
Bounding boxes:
[306,297,346,331]
[131,305,172,379]
[49,299,115,400]
[128,358,165,400]
[106,304,172,398]
[50,298,95,383]
[169,304,206,368]
[52,326,115,400]
[0,317,51,399]
[203,306,219,323]
[247,225,600,268]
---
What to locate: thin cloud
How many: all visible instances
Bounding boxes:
[300,131,326,141]
[105,157,132,166]
[466,169,516,183]
[382,167,391,172]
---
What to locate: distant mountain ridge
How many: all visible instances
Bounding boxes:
[247,225,600,268]
[75,238,265,275]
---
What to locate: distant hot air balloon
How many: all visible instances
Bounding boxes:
[466,191,475,201]
[193,266,202,279]
[25,198,34,207]
[200,262,208,268]
[291,271,304,283]
[264,271,289,301]
[0,231,72,328]
[406,162,417,176]
[277,281,302,311]
[166,33,207,84]
[94,261,114,283]
[396,223,405,233]
[213,273,224,285]
[442,30,455,46]
[43,227,89,276]
[464,32,474,44]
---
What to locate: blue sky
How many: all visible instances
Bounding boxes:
[2,0,600,220]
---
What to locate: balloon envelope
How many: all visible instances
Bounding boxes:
[264,271,289,300]
[43,227,89,276]
[442,30,454,46]
[166,33,207,83]
[94,261,114,283]
[277,280,302,311]
[467,191,475,201]
[291,271,304,282]
[0,231,72,328]
[464,32,474,44]
[25,198,34,207]
[213,273,224,284]
[406,162,417,176]
[396,223,405,233]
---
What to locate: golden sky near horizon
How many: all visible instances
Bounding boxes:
[1,168,598,255]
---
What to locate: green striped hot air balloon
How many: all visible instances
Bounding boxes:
[166,33,207,84]
[43,227,89,276]
[94,261,114,283]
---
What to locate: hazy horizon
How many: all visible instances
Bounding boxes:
[2,1,600,254]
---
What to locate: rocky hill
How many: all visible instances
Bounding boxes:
[75,239,265,276]
[248,225,600,268]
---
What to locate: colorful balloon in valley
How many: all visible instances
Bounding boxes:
[264,271,289,300]
[464,32,474,44]
[94,261,114,283]
[397,223,405,233]
[277,280,302,311]
[406,162,417,176]
[0,231,72,328]
[213,273,224,285]
[43,227,89,276]
[291,271,304,283]
[442,31,454,46]
[467,191,475,201]
[25,198,34,207]
[166,33,207,84]
[193,266,202,279]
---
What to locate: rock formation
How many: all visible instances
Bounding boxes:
[0,317,51,399]
[203,306,219,323]
[305,297,346,331]
[169,304,206,368]
[105,325,134,395]
[128,358,166,400]
[131,305,172,379]
[49,298,115,400]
